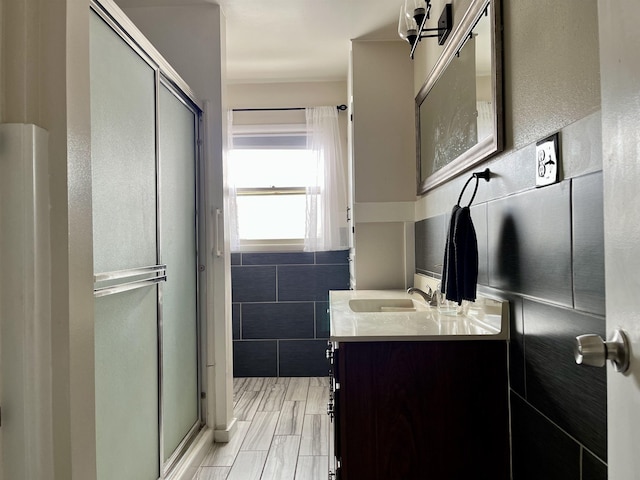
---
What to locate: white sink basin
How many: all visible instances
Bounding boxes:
[348,298,429,313]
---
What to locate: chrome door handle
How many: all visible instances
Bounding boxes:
[574,329,630,373]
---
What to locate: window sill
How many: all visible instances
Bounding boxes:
[234,240,306,253]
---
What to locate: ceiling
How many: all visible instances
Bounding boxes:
[115,0,403,84]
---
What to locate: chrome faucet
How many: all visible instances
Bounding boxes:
[407,286,439,306]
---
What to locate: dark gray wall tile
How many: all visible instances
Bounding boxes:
[478,285,525,396]
[487,182,573,306]
[279,340,330,377]
[572,172,605,315]
[232,250,349,377]
[315,250,349,264]
[316,301,330,339]
[232,303,240,340]
[233,340,277,377]
[582,449,607,480]
[523,300,607,460]
[278,264,350,301]
[231,253,241,265]
[471,203,489,286]
[241,252,315,265]
[242,302,315,339]
[231,266,276,302]
[415,214,446,276]
[483,145,537,201]
[511,392,580,480]
[508,296,526,396]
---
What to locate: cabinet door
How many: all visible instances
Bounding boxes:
[328,342,342,477]
[339,341,510,480]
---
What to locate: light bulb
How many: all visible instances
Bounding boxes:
[397,4,417,45]
[408,0,427,27]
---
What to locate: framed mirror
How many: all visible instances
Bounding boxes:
[416,0,503,194]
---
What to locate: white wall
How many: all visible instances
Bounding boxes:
[349,40,416,289]
[2,0,97,478]
[351,41,415,204]
[0,125,53,480]
[227,81,347,109]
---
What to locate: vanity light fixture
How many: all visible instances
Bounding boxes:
[398,0,453,59]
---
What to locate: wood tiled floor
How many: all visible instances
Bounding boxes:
[192,377,330,480]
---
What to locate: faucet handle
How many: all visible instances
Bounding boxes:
[429,289,441,307]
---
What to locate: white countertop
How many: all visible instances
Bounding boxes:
[329,289,509,342]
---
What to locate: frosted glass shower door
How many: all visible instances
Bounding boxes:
[90,12,159,480]
[159,84,199,466]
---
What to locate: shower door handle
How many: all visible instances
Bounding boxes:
[215,208,223,257]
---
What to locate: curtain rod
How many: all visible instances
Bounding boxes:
[233,104,347,112]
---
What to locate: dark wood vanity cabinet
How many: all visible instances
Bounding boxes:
[328,340,510,480]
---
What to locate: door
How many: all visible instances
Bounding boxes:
[91,11,160,479]
[158,82,200,470]
[599,2,640,478]
[90,7,202,479]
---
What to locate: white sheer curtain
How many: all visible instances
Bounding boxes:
[304,106,348,252]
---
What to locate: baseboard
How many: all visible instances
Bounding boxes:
[166,428,214,480]
[214,417,238,443]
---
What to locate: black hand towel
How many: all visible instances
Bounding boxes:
[442,204,461,302]
[452,206,478,304]
[442,205,478,305]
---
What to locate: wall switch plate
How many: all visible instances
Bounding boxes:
[536,133,560,187]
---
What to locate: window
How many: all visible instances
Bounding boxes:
[229,130,313,249]
[228,107,348,253]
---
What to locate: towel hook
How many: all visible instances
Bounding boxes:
[457,168,491,207]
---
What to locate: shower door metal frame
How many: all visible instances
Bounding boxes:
[90,1,204,478]
[156,75,204,476]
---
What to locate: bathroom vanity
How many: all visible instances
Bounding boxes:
[327,288,510,480]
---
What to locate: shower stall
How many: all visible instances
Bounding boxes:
[90,4,203,478]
